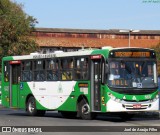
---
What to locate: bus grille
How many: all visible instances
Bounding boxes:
[122,104,150,110]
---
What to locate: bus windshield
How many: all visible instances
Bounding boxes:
[107,60,158,88]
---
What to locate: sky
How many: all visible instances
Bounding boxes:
[14,0,160,30]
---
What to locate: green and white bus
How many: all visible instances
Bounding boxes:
[1,47,159,119]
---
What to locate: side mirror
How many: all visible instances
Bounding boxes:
[105,64,109,74]
[102,63,108,84]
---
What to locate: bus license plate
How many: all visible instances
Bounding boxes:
[133,104,141,108]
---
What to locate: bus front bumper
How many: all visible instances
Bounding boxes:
[106,98,159,112]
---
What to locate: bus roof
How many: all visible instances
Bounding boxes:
[2,49,94,61]
[2,47,155,61]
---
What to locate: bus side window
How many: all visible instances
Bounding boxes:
[75,59,81,79]
[75,57,88,80]
[21,61,33,81]
[46,59,59,81]
[34,60,45,81]
[81,58,88,79]
[61,59,73,80]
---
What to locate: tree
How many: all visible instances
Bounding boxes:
[0,0,39,71]
[152,42,160,75]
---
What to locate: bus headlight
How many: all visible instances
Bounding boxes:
[115,98,121,103]
[156,94,159,99]
[150,95,159,102]
[108,93,116,100]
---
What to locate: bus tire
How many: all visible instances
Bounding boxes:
[78,99,95,120]
[26,96,38,116]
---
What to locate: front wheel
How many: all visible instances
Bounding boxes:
[78,100,96,120]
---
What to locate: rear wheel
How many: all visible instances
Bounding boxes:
[26,96,45,116]
[78,99,96,120]
[26,96,37,116]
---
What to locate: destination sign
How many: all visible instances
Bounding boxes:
[112,51,152,58]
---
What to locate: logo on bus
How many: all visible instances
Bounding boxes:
[132,96,137,100]
[20,83,23,90]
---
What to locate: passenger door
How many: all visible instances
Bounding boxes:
[10,61,21,107]
[90,55,103,112]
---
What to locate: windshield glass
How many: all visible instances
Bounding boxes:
[107,60,157,88]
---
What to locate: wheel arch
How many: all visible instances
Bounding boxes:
[77,94,89,108]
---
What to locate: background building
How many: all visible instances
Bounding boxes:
[32,28,160,53]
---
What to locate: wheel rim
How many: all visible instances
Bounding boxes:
[82,104,90,115]
[28,101,35,113]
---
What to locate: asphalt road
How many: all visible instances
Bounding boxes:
[0,105,160,135]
